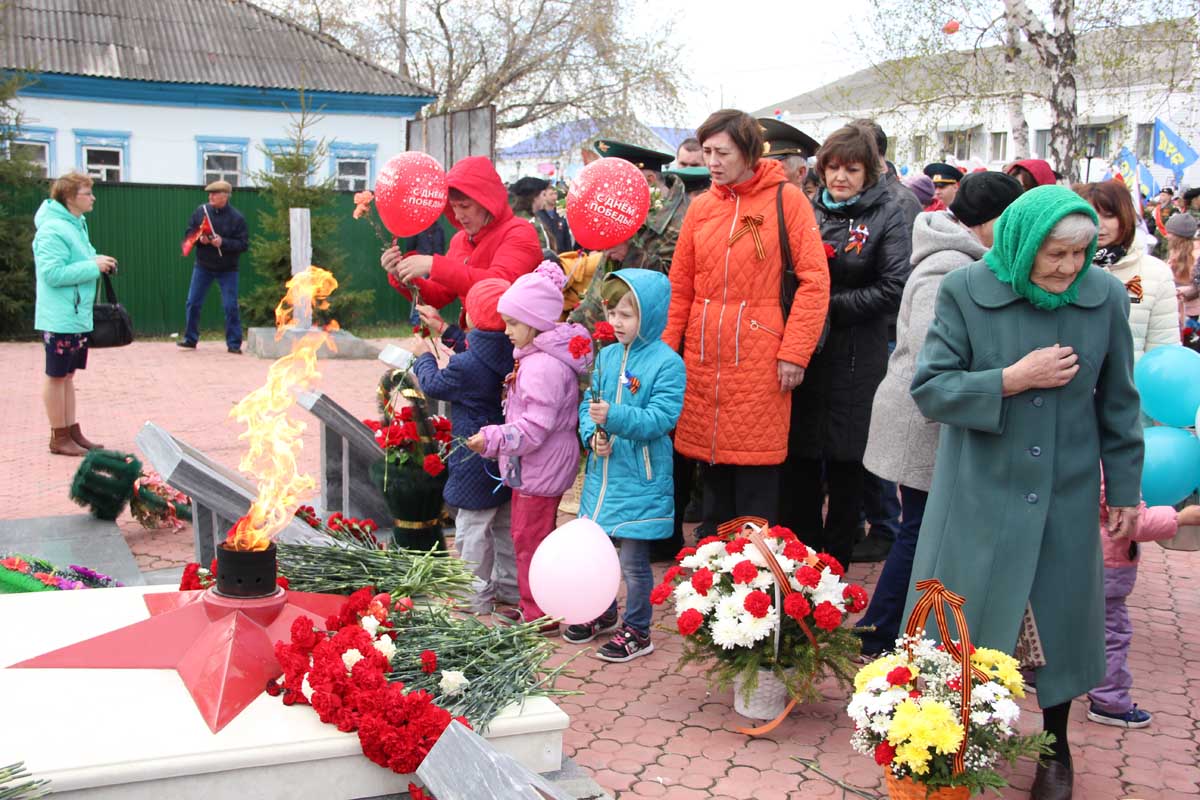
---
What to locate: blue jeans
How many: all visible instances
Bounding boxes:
[605,537,654,635]
[184,266,241,349]
[857,486,928,655]
[863,471,901,542]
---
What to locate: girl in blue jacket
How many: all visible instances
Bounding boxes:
[566,269,685,661]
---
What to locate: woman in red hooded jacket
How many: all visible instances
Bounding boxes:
[383,156,542,311]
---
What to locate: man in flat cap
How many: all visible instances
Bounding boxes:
[509,176,557,254]
[178,180,249,353]
[758,117,820,191]
[923,162,963,208]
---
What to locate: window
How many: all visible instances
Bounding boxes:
[196,136,249,185]
[1136,123,1154,160]
[263,138,317,181]
[1079,126,1111,160]
[1034,129,1051,159]
[941,131,972,160]
[911,135,928,165]
[10,141,49,176]
[990,132,1007,162]
[328,141,378,190]
[84,147,121,181]
[74,129,130,182]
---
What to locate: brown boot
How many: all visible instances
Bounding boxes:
[50,427,88,457]
[68,423,104,450]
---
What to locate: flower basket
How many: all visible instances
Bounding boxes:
[848,579,1053,797]
[653,517,869,733]
[884,771,970,800]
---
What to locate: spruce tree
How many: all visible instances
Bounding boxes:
[0,74,45,336]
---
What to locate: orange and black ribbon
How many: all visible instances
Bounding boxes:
[729,214,766,260]
[1125,275,1143,303]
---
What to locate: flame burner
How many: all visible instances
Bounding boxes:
[215,542,278,598]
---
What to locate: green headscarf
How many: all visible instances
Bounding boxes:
[983,184,1099,310]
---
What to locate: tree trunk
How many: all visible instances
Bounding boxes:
[1005,14,1030,160]
[1046,0,1079,181]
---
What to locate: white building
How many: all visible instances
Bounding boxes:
[3,0,434,188]
[495,118,694,183]
[755,19,1198,183]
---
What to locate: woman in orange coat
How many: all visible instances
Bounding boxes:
[664,109,830,526]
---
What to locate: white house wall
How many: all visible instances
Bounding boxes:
[16,95,410,185]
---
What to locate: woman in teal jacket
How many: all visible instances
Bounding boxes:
[33,172,118,456]
[567,269,685,662]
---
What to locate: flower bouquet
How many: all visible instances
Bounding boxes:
[366,368,455,552]
[652,518,868,728]
[1,553,123,594]
[848,579,1052,799]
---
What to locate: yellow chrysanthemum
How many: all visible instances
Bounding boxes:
[971,647,1024,696]
[853,654,906,693]
[888,699,965,761]
[893,741,933,775]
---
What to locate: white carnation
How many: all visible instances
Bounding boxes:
[373,635,396,661]
[341,648,365,670]
[438,669,470,696]
[360,615,380,636]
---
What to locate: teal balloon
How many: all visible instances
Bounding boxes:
[1133,345,1200,427]
[1141,426,1200,506]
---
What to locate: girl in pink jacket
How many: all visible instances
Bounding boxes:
[467,263,591,632]
[1089,487,1200,728]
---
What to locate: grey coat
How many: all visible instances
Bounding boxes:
[903,261,1143,709]
[863,212,985,491]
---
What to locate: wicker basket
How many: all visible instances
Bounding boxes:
[884,771,970,800]
[733,668,791,720]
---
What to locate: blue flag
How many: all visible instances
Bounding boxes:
[1137,163,1159,201]
[1152,118,1198,179]
[1114,147,1138,189]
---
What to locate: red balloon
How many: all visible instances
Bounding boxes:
[373,152,448,237]
[565,158,651,250]
[942,19,960,34]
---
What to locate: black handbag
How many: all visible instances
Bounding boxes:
[90,273,134,348]
[776,184,829,353]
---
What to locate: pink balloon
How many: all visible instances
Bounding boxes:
[529,518,620,624]
[374,152,449,237]
[565,158,651,250]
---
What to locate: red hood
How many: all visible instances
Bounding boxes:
[710,158,787,200]
[1009,159,1057,187]
[445,156,514,231]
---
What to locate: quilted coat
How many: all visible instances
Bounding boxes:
[479,322,592,498]
[411,329,514,510]
[1099,248,1179,359]
[389,156,542,308]
[789,179,912,461]
[578,270,686,540]
[663,159,830,465]
[33,199,100,334]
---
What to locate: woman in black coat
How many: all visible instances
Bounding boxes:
[780,123,912,567]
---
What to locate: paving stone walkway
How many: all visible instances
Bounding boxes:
[3,339,1197,799]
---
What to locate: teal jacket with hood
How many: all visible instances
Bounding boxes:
[33,199,101,333]
[578,269,686,540]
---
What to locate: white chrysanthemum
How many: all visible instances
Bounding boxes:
[695,541,725,561]
[360,615,380,636]
[740,610,778,644]
[743,545,770,568]
[751,570,775,591]
[301,674,314,701]
[373,635,396,661]
[717,552,752,574]
[673,581,697,601]
[341,648,365,670]
[811,568,847,608]
[970,709,993,727]
[991,698,1020,727]
[679,554,703,570]
[868,713,893,736]
[972,682,1002,704]
[676,590,716,616]
[710,614,743,650]
[773,554,796,573]
[438,669,470,696]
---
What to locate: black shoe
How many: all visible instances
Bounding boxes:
[596,625,654,662]
[692,521,715,544]
[563,607,620,644]
[852,535,893,563]
[176,339,196,349]
[683,497,702,523]
[1031,759,1073,800]
[227,347,242,354]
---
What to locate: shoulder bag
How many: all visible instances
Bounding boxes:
[90,272,135,348]
[776,184,829,353]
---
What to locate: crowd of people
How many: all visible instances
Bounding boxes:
[31,107,1200,800]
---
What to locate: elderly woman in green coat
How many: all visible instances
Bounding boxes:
[905,185,1143,800]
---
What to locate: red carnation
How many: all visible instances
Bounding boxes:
[725,537,749,555]
[743,590,772,619]
[408,784,433,800]
[823,242,837,260]
[677,608,704,636]
[593,321,617,343]
[264,678,283,697]
[650,582,673,605]
[568,335,592,359]
[817,552,845,577]
[420,649,437,674]
[886,666,913,686]
[179,562,201,591]
[675,546,697,562]
[422,454,446,477]
[663,566,682,583]
[843,584,869,613]
[909,689,922,699]
[783,592,811,622]
[795,565,822,588]
[276,575,290,590]
[813,601,842,631]
[690,567,714,595]
[767,525,797,541]
[731,560,758,584]
[874,740,897,766]
[783,540,809,561]
[696,535,721,547]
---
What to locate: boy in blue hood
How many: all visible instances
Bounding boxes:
[566,269,685,661]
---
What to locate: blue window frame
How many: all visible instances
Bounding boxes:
[196,136,249,186]
[6,125,56,177]
[328,141,378,191]
[74,129,131,182]
[263,138,316,181]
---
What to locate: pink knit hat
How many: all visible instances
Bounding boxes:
[497,261,567,332]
